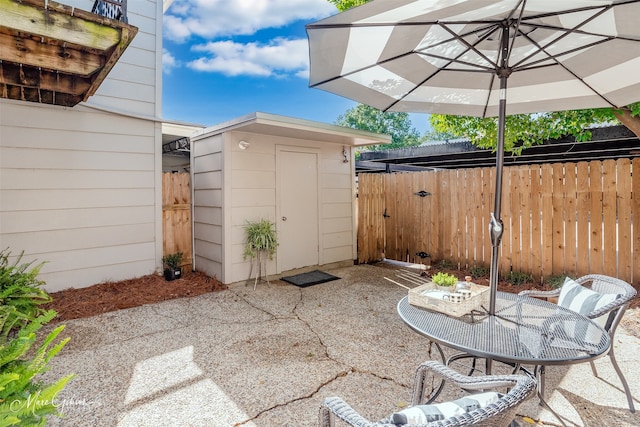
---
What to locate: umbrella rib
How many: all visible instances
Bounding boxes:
[505,0,528,65]
[511,37,613,72]
[511,4,611,70]
[382,23,503,112]
[433,22,499,70]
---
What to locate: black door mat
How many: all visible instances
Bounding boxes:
[281,270,340,288]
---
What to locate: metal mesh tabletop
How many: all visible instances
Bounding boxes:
[397,292,610,365]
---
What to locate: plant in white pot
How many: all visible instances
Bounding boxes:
[431,272,458,290]
[162,252,184,281]
[243,219,278,289]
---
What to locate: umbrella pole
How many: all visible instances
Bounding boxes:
[488,27,510,316]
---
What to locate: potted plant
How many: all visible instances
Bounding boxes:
[243,219,278,287]
[431,272,458,290]
[162,252,183,281]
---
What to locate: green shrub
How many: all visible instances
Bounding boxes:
[506,271,534,286]
[0,310,74,426]
[436,259,456,270]
[0,250,52,334]
[0,249,73,426]
[162,252,184,270]
[470,265,489,278]
[546,275,570,289]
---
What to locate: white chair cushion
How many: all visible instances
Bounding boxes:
[558,278,617,315]
[389,392,501,424]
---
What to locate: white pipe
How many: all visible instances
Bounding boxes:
[381,258,427,270]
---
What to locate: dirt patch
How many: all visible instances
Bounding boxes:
[44,270,226,322]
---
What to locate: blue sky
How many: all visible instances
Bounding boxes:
[161,0,430,133]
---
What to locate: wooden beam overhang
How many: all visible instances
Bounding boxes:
[0,0,138,107]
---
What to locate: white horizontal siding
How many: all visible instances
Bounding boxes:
[1,147,154,171]
[41,260,157,293]
[192,133,224,280]
[0,206,155,233]
[0,107,158,290]
[0,189,153,211]
[1,224,154,254]
[193,171,223,190]
[0,126,153,153]
[1,170,154,190]
[193,206,223,226]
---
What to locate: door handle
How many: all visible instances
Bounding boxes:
[282,216,287,221]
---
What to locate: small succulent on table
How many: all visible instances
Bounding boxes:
[431,272,458,288]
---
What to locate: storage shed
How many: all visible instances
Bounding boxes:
[191,112,390,285]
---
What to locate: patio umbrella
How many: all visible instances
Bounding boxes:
[307,0,640,315]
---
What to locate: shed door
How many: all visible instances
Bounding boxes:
[277,147,319,271]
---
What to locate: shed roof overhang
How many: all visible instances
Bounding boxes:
[0,0,138,107]
[192,112,392,147]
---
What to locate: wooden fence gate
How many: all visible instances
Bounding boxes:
[357,159,640,288]
[162,172,192,267]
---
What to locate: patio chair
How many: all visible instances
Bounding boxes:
[519,274,637,413]
[318,360,536,427]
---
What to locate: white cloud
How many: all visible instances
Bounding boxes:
[163,49,179,73]
[164,0,336,42]
[188,38,310,78]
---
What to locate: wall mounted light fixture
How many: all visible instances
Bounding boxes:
[238,140,250,150]
[342,146,349,163]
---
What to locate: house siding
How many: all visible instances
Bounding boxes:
[0,0,162,292]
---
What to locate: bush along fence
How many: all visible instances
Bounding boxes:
[0,249,74,426]
[357,158,640,289]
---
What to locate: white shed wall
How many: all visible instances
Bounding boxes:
[0,0,162,292]
[192,134,225,280]
[192,129,357,285]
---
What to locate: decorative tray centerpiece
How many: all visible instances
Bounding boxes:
[408,274,490,317]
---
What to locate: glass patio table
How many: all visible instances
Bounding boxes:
[397,291,610,425]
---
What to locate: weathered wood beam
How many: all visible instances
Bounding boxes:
[0,33,103,76]
[0,0,121,51]
[83,25,137,99]
[0,61,91,95]
[0,83,81,106]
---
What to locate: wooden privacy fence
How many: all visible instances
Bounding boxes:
[162,172,192,267]
[357,158,640,287]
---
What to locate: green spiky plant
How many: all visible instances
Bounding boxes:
[0,250,51,334]
[243,219,279,260]
[0,310,74,426]
[0,249,73,426]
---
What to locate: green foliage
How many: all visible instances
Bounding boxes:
[327,0,368,11]
[0,311,74,426]
[435,259,455,270]
[506,271,534,286]
[470,265,490,278]
[162,252,184,270]
[335,104,421,151]
[0,250,51,333]
[431,272,458,287]
[431,104,640,154]
[243,219,279,260]
[419,129,460,143]
[546,275,572,289]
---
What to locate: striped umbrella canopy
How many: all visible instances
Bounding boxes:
[307,0,640,314]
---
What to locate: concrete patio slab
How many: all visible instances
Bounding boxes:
[41,264,639,426]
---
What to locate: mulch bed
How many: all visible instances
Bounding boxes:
[42,263,638,322]
[44,271,227,322]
